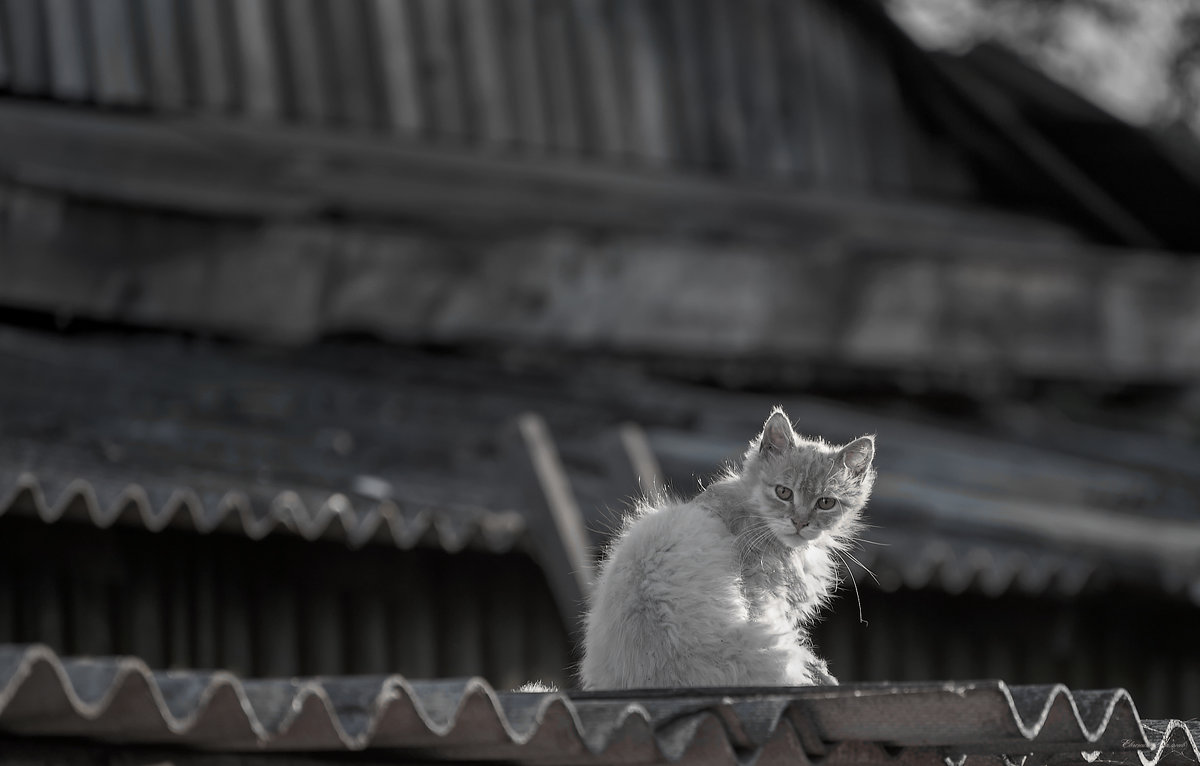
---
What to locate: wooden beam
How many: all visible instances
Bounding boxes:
[417,0,465,139]
[88,0,143,106]
[184,0,233,111]
[142,0,187,110]
[571,0,626,159]
[462,0,512,146]
[230,0,281,119]
[2,103,1198,383]
[507,0,548,151]
[618,422,664,495]
[44,0,89,101]
[0,100,1083,242]
[371,0,423,134]
[327,0,375,129]
[4,0,48,94]
[517,413,593,596]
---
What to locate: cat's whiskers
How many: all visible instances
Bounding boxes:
[832,549,868,626]
[734,522,786,571]
[735,523,778,564]
[841,549,880,585]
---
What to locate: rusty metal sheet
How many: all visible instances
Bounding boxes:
[0,644,1188,765]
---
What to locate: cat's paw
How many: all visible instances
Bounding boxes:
[515,680,559,692]
[807,658,838,686]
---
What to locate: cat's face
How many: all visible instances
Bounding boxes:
[742,409,875,550]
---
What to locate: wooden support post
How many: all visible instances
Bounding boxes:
[517,413,593,596]
[618,421,664,496]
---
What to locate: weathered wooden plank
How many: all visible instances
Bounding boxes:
[142,0,187,109]
[541,1,582,154]
[618,421,664,494]
[0,98,1094,250]
[327,0,375,129]
[4,0,48,94]
[706,0,748,173]
[88,0,144,105]
[832,12,875,190]
[667,0,708,167]
[461,0,511,146]
[507,0,548,150]
[810,0,865,189]
[620,0,671,165]
[787,0,838,187]
[416,0,465,139]
[856,39,910,192]
[184,0,233,111]
[279,0,328,124]
[44,0,88,101]
[570,0,625,159]
[774,0,815,181]
[936,54,1159,248]
[518,413,593,597]
[0,5,9,88]
[371,0,422,134]
[743,0,790,178]
[230,0,280,119]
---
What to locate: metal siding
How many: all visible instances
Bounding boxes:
[0,0,979,199]
[0,515,566,685]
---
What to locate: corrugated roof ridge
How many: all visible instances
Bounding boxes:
[997,683,1145,745]
[1138,720,1200,766]
[0,644,1185,763]
[0,470,526,554]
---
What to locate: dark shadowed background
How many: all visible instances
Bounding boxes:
[0,0,1197,724]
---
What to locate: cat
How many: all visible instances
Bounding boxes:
[579,408,875,689]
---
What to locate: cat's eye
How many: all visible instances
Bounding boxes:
[815,497,837,510]
[774,485,793,501]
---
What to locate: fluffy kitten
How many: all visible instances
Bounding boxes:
[580,408,875,689]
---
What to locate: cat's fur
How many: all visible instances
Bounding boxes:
[579,408,875,689]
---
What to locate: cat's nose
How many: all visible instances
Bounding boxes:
[793,517,809,533]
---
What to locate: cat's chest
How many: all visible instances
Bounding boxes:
[739,564,801,618]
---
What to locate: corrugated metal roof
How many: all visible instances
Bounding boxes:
[0,469,526,554]
[0,644,1195,765]
[849,530,1100,598]
[3,325,1200,603]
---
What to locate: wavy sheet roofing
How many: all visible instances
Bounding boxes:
[3,325,1200,601]
[0,645,1196,766]
[0,469,526,554]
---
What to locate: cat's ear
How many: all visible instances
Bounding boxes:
[838,436,875,476]
[758,409,797,455]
